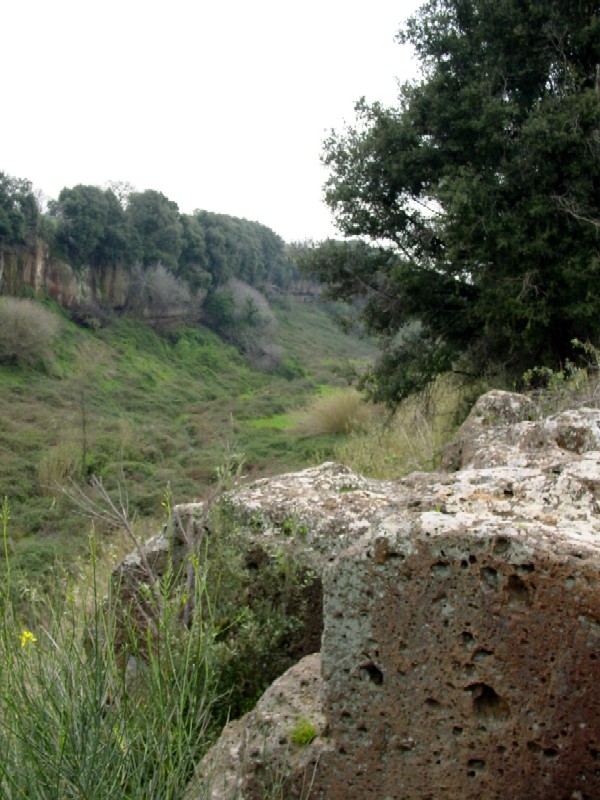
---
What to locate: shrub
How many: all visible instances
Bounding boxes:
[204,279,281,369]
[0,297,60,370]
[126,264,191,316]
[294,388,378,437]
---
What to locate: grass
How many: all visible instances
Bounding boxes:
[0,297,378,579]
[0,478,324,799]
[333,375,481,479]
[293,388,379,437]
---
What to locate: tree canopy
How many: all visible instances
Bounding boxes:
[305,0,600,403]
[3,180,299,294]
[0,173,40,246]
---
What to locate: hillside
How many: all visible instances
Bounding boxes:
[0,296,376,580]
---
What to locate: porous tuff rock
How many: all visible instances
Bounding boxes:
[189,391,600,800]
[188,654,327,800]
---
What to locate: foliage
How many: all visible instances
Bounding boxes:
[48,184,137,268]
[195,210,296,288]
[0,459,321,799]
[205,278,282,369]
[334,375,478,478]
[305,0,600,405]
[126,264,193,317]
[126,190,183,270]
[0,172,40,245]
[0,511,219,800]
[0,299,375,576]
[0,297,60,370]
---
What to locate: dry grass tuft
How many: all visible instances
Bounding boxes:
[293,389,380,437]
[334,375,478,479]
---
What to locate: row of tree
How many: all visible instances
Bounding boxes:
[0,178,298,292]
[302,0,600,404]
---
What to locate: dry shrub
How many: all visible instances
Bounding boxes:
[126,264,191,315]
[334,375,477,478]
[0,297,60,369]
[294,388,379,436]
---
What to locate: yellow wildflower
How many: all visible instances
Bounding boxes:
[19,630,37,648]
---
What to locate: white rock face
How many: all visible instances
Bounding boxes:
[178,391,600,799]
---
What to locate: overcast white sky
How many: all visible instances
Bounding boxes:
[2,0,422,242]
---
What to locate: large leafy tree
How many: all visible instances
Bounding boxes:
[0,173,39,246]
[126,190,183,269]
[49,185,137,268]
[308,0,600,403]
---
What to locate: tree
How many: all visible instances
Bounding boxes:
[0,173,40,246]
[307,0,600,404]
[49,185,137,268]
[126,190,183,269]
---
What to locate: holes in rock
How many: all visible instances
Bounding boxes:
[360,663,384,685]
[467,759,486,776]
[506,574,532,607]
[543,748,558,759]
[469,554,477,564]
[431,561,451,576]
[461,631,475,648]
[482,567,500,590]
[473,648,494,662]
[493,536,510,554]
[517,563,535,574]
[453,726,463,736]
[466,683,511,721]
[425,697,443,709]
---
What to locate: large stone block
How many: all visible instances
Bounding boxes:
[318,509,600,799]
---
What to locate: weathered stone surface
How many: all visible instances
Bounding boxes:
[186,392,600,800]
[188,654,328,800]
[317,508,600,800]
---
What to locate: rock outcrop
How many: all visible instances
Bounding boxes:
[141,391,600,800]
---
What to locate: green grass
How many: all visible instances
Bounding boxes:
[0,297,378,578]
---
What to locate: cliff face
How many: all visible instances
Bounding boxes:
[0,240,131,309]
[172,391,600,800]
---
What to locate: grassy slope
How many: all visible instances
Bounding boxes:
[0,298,376,576]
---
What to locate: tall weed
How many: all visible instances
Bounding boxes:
[0,501,218,800]
[335,375,477,478]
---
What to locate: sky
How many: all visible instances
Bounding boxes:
[2,0,422,243]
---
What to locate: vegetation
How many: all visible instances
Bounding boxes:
[293,387,378,437]
[302,0,600,405]
[290,718,317,747]
[0,297,376,582]
[0,298,61,370]
[0,486,317,799]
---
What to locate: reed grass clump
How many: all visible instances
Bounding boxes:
[334,375,477,479]
[294,388,379,437]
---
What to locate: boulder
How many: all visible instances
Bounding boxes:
[128,391,600,800]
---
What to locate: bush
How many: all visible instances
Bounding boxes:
[204,279,282,369]
[294,388,378,437]
[0,297,60,370]
[126,264,192,317]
